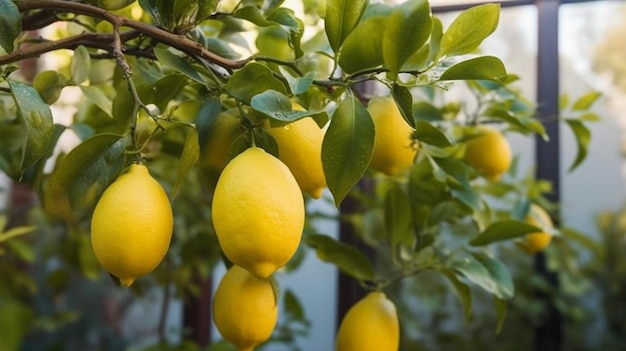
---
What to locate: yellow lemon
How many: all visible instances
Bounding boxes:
[91,164,173,287]
[518,204,554,255]
[463,126,512,181]
[336,291,400,351]
[367,96,418,176]
[213,265,278,351]
[265,102,326,199]
[212,147,305,278]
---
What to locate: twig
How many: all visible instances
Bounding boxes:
[13,0,249,70]
[0,30,142,65]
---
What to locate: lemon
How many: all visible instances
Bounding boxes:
[91,164,173,287]
[518,204,554,255]
[367,96,418,176]
[213,265,278,351]
[463,126,512,181]
[265,102,326,199]
[212,147,305,278]
[336,291,399,351]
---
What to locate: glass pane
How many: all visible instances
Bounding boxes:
[559,1,626,349]
[395,5,539,350]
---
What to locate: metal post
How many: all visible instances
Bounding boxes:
[535,0,563,350]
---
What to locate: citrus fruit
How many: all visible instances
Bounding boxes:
[212,147,305,279]
[213,265,278,351]
[463,126,512,181]
[336,291,399,351]
[91,164,173,287]
[518,203,554,255]
[367,96,418,176]
[265,102,326,199]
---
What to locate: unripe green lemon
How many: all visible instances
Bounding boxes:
[91,164,173,287]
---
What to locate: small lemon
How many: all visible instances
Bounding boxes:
[265,102,326,199]
[213,265,278,351]
[463,126,512,181]
[518,204,554,255]
[91,164,173,287]
[336,291,399,351]
[212,147,305,279]
[367,96,418,176]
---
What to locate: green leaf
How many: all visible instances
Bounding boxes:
[413,101,443,122]
[196,0,220,22]
[495,297,507,334]
[284,289,306,321]
[173,127,199,198]
[0,225,36,244]
[234,6,272,26]
[8,79,54,172]
[469,219,541,246]
[226,63,288,104]
[71,46,91,85]
[565,119,591,172]
[384,183,414,263]
[451,251,514,299]
[279,66,313,95]
[33,71,70,105]
[80,85,113,117]
[571,91,601,111]
[337,16,386,74]
[6,238,35,263]
[78,234,101,280]
[322,95,375,207]
[559,93,569,111]
[324,0,369,53]
[153,47,205,84]
[431,157,479,208]
[0,0,20,53]
[305,234,376,282]
[439,56,507,81]
[439,3,500,57]
[250,90,310,122]
[382,0,432,78]
[408,156,448,206]
[414,120,453,147]
[44,134,125,221]
[392,84,415,128]
[439,267,473,321]
[196,96,222,150]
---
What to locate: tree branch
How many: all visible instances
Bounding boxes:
[12,0,249,69]
[0,30,142,66]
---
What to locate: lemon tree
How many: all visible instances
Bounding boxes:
[0,0,600,350]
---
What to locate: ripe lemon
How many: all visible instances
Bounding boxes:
[213,265,278,351]
[265,102,326,199]
[463,126,512,181]
[212,147,305,279]
[336,291,399,351]
[91,164,173,287]
[367,96,418,176]
[518,204,554,255]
